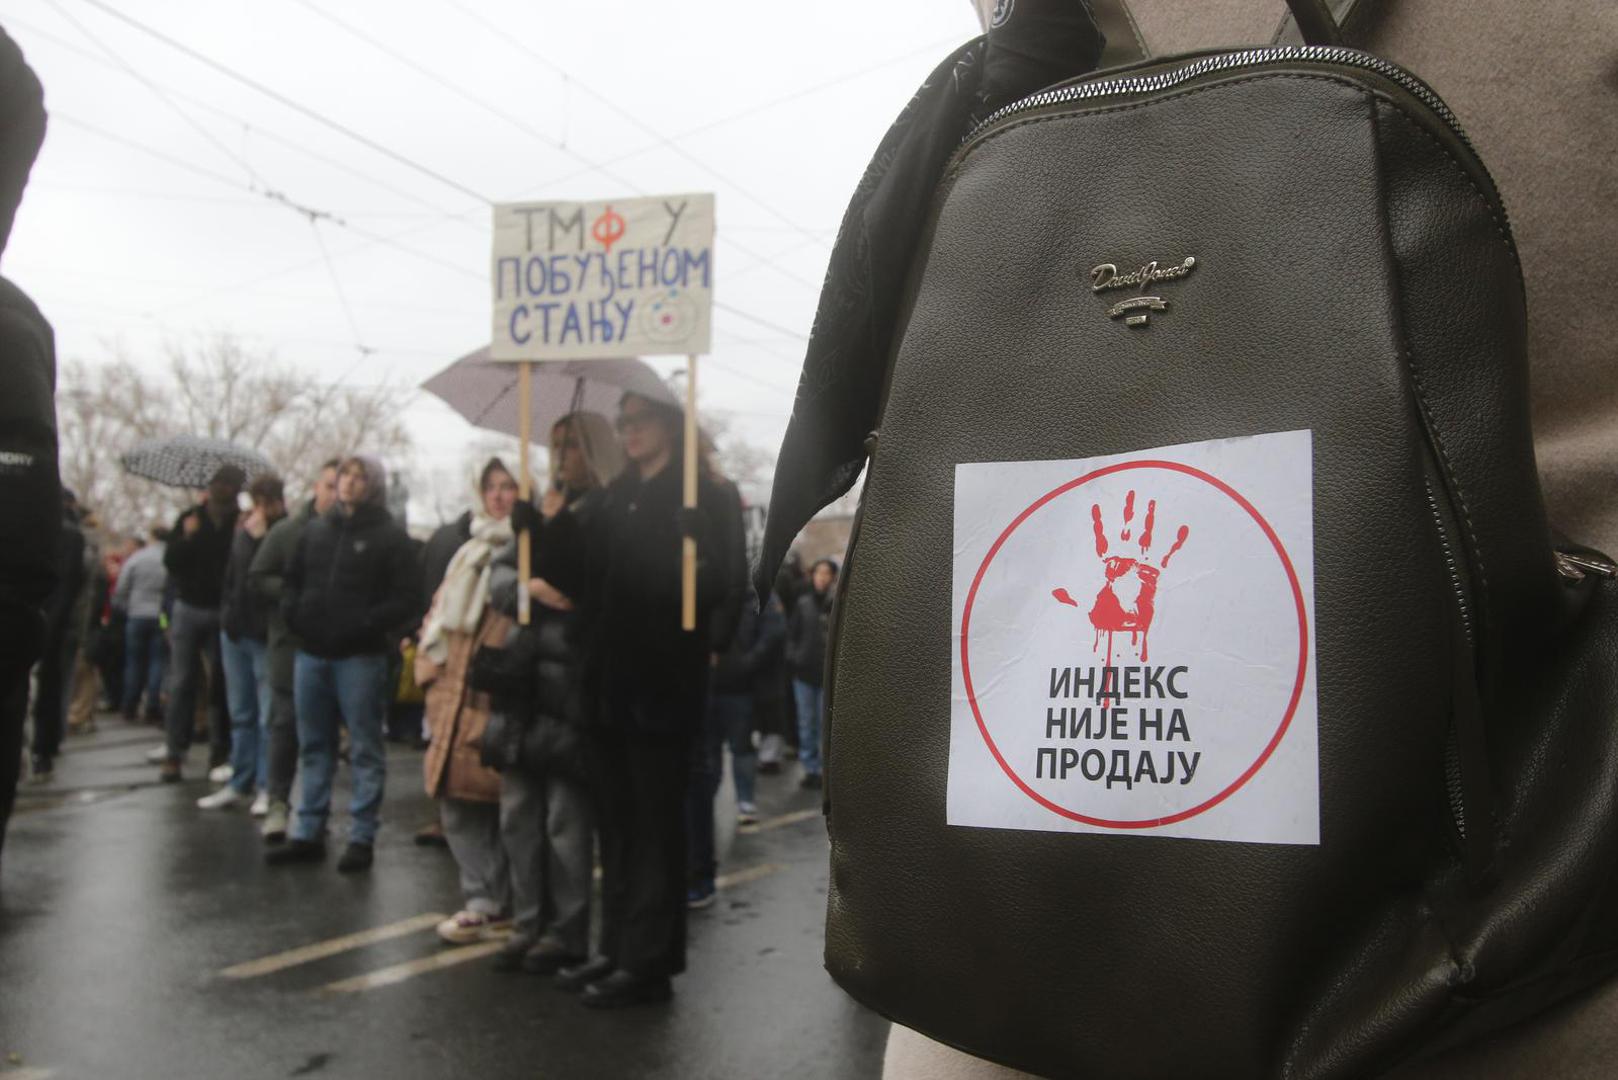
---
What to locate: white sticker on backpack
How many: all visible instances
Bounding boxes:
[948,429,1319,845]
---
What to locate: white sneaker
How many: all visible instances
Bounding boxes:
[436,910,511,945]
[197,786,244,810]
[144,745,171,764]
[249,791,270,817]
[208,763,233,784]
[737,801,760,826]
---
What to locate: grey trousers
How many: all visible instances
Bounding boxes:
[440,797,510,917]
[164,601,227,765]
[501,767,594,955]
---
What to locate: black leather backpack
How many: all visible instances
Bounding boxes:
[765,1,1618,1076]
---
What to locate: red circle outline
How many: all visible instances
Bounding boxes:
[960,459,1309,829]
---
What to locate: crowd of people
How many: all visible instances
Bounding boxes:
[12,389,843,1010]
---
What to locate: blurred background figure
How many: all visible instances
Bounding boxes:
[29,488,85,783]
[155,464,243,782]
[249,459,339,843]
[114,525,170,724]
[786,558,837,791]
[199,473,286,813]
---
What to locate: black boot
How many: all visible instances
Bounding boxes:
[336,842,373,873]
[554,956,616,993]
[580,969,673,1009]
[265,838,326,866]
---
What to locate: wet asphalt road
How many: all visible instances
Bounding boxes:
[0,717,888,1080]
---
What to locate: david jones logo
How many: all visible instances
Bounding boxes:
[1088,256,1197,327]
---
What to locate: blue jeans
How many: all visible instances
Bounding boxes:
[792,679,824,777]
[219,633,270,795]
[121,616,165,718]
[291,651,387,846]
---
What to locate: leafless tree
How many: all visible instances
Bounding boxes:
[59,335,414,538]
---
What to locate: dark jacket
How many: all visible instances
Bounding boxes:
[285,501,419,660]
[248,501,312,690]
[714,597,786,699]
[787,587,833,687]
[164,504,237,609]
[0,29,56,680]
[421,511,471,607]
[220,526,269,642]
[538,463,748,737]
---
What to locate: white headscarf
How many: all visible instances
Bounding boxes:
[418,466,516,663]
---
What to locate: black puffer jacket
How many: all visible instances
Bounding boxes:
[220,527,268,642]
[285,498,419,660]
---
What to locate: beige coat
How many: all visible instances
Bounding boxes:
[903,3,1618,1076]
[421,610,514,804]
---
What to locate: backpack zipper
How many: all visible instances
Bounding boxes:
[965,45,1514,254]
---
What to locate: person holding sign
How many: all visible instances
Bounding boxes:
[513,391,747,1008]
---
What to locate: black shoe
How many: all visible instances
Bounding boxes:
[523,942,586,976]
[265,838,326,866]
[336,843,373,873]
[800,772,823,790]
[554,956,616,993]
[757,760,782,776]
[581,970,673,1009]
[27,755,52,784]
[491,934,536,973]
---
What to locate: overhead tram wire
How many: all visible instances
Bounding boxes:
[282,0,824,294]
[74,0,493,206]
[436,0,833,255]
[56,0,815,352]
[12,11,477,221]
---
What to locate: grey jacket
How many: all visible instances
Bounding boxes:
[112,542,167,620]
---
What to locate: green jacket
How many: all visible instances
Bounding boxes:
[248,500,313,692]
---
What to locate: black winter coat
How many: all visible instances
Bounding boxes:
[714,599,786,699]
[421,511,471,606]
[285,504,419,659]
[787,589,833,687]
[220,527,268,642]
[538,463,748,737]
[164,505,236,609]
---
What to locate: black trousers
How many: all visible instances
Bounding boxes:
[30,629,73,762]
[1,673,28,866]
[595,728,691,979]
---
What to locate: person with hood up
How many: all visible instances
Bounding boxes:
[0,24,57,868]
[268,455,419,873]
[786,558,838,790]
[198,473,286,813]
[518,393,748,1009]
[247,458,338,843]
[414,457,519,943]
[156,465,243,782]
[485,413,623,974]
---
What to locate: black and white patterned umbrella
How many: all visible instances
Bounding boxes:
[119,434,275,490]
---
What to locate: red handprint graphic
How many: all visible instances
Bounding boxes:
[1052,490,1190,674]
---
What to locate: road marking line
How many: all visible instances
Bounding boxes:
[220,913,448,980]
[3,1067,57,1079]
[716,862,784,890]
[316,939,508,994]
[738,807,821,834]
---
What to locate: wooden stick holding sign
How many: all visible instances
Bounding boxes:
[516,361,533,626]
[681,354,700,632]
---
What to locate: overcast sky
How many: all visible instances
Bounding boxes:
[3,0,980,519]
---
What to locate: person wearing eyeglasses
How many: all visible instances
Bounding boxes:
[513,391,748,1009]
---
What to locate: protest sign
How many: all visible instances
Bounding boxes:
[948,429,1319,845]
[490,194,714,361]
